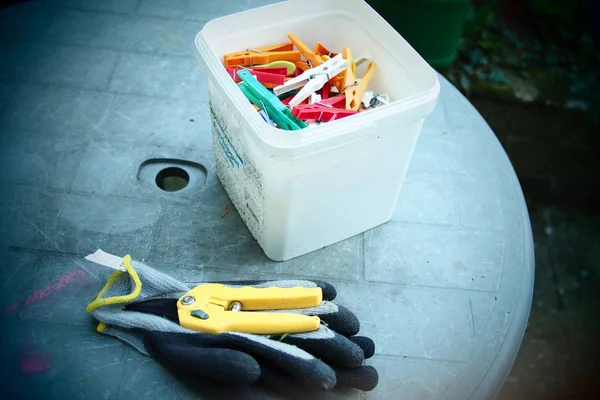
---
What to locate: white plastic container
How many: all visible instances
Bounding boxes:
[195,0,440,261]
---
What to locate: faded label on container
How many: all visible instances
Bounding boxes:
[209,97,264,234]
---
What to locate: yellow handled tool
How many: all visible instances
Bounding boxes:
[177,283,321,334]
[125,283,323,335]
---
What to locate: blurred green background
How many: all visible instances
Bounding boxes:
[368,1,600,399]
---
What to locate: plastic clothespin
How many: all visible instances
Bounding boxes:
[280,94,308,106]
[319,46,350,95]
[309,93,321,104]
[277,89,300,100]
[362,91,389,108]
[253,97,275,127]
[237,69,307,131]
[292,94,358,123]
[315,44,346,89]
[226,67,287,87]
[321,84,331,99]
[314,43,339,59]
[294,60,311,73]
[254,60,297,76]
[288,35,343,90]
[287,33,324,69]
[272,54,347,108]
[350,56,371,84]
[243,66,289,75]
[223,42,301,68]
[354,56,371,68]
[258,109,275,126]
[341,47,376,111]
[340,47,355,106]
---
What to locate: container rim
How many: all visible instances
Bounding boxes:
[194,0,441,155]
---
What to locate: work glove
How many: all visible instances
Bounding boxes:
[86,255,378,399]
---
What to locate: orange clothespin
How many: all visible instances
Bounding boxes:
[314,43,339,59]
[341,47,376,111]
[287,34,324,69]
[288,35,346,88]
[223,42,301,68]
[294,60,311,74]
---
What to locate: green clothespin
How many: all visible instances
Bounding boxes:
[277,89,300,100]
[236,69,307,131]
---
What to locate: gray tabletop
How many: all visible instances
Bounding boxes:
[0,1,534,399]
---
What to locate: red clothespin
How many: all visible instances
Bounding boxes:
[321,84,331,100]
[226,67,286,87]
[247,66,289,75]
[291,94,358,123]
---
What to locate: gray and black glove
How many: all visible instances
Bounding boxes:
[86,256,378,398]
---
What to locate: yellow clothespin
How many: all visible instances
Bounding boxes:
[341,47,376,111]
[341,47,355,109]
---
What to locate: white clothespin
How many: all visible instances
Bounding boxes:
[362,91,389,109]
[309,93,322,104]
[273,54,347,107]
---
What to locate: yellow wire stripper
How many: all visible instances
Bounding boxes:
[125,283,323,335]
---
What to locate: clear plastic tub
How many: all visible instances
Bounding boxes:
[195,0,440,261]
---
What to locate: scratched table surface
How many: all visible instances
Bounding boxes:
[0,0,534,399]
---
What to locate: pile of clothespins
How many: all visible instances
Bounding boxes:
[222,33,390,131]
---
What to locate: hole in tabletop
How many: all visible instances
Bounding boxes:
[155,167,190,192]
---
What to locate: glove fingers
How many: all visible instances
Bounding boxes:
[146,332,261,385]
[318,304,360,337]
[279,326,364,368]
[258,362,349,400]
[310,280,337,301]
[144,336,267,400]
[332,365,379,392]
[225,332,337,390]
[348,336,375,359]
[151,331,337,390]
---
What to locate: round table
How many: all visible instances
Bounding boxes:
[356,74,535,399]
[122,73,534,399]
[0,15,534,394]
